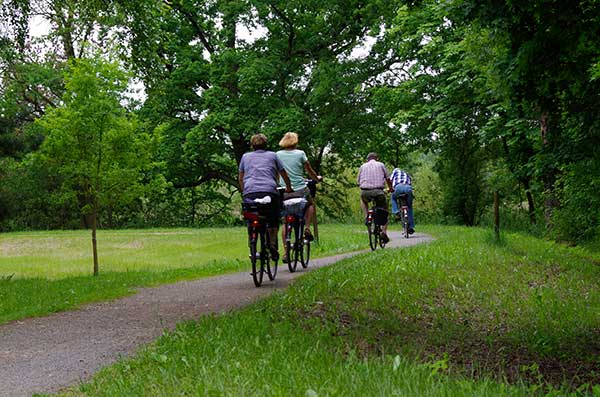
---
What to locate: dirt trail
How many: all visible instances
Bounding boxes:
[0,231,433,397]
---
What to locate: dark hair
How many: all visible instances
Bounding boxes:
[250,133,268,150]
[366,152,378,160]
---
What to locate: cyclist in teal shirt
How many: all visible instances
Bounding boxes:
[276,132,322,259]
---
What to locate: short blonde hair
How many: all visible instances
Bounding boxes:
[250,133,268,150]
[279,132,298,148]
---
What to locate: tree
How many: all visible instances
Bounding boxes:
[452,0,600,231]
[34,57,149,275]
[108,0,399,186]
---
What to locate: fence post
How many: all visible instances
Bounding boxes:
[312,199,319,241]
[494,190,500,241]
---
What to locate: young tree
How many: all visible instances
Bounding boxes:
[34,57,148,275]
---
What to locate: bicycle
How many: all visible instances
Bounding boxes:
[242,201,278,287]
[365,200,388,251]
[282,197,310,272]
[394,194,410,239]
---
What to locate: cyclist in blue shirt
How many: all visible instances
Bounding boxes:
[390,167,415,234]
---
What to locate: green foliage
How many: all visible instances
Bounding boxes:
[0,0,599,242]
[552,158,600,242]
[411,153,442,223]
[32,57,150,228]
[373,0,600,241]
[114,0,400,179]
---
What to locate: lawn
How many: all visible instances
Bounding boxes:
[0,225,368,324]
[55,225,600,396]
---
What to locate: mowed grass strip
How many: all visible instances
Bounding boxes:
[58,226,600,396]
[0,225,367,324]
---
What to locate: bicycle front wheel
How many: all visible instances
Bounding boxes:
[250,233,263,287]
[379,232,387,248]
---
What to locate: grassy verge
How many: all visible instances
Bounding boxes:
[0,225,367,324]
[57,225,600,396]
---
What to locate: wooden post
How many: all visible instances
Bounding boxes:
[92,211,99,276]
[312,200,319,241]
[493,191,500,241]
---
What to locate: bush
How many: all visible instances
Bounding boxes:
[551,159,600,242]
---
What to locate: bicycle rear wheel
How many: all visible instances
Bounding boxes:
[301,237,310,268]
[368,222,377,251]
[264,230,277,280]
[250,233,263,287]
[285,223,297,273]
[402,208,409,239]
[292,222,302,271]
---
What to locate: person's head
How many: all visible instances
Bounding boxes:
[366,152,378,161]
[250,133,268,150]
[279,132,298,149]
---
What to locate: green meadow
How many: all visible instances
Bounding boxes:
[0,225,367,324]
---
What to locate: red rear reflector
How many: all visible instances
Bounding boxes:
[243,211,259,221]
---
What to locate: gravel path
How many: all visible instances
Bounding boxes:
[0,231,433,397]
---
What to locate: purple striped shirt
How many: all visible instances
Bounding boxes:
[357,160,389,189]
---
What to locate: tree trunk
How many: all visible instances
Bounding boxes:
[190,187,196,226]
[522,179,536,225]
[493,191,500,241]
[107,206,114,228]
[312,198,319,241]
[539,111,559,228]
[91,211,99,276]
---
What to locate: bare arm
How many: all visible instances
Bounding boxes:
[280,169,293,192]
[384,165,392,192]
[304,161,321,181]
[238,171,244,194]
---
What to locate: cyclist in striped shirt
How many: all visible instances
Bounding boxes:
[390,167,415,234]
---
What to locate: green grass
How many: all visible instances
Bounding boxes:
[55,225,600,396]
[0,225,368,324]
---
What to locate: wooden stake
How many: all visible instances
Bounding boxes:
[494,191,500,241]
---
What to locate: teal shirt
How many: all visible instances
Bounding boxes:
[277,149,308,191]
